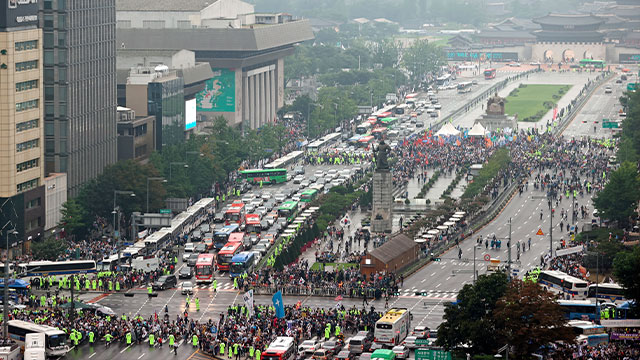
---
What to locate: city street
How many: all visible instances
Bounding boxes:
[62,67,621,359]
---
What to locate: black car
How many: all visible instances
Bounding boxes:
[178,266,193,279]
[194,243,208,254]
[187,253,199,267]
[152,275,177,290]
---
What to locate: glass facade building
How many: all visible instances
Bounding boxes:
[148,77,185,150]
[40,0,117,195]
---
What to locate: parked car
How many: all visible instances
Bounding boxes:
[358,353,372,360]
[349,336,371,354]
[294,166,305,175]
[191,230,202,241]
[293,175,305,184]
[178,266,193,279]
[187,253,199,267]
[411,326,429,338]
[253,243,268,255]
[313,349,333,360]
[194,243,208,254]
[605,86,612,94]
[214,212,225,223]
[182,243,195,261]
[322,341,340,354]
[152,275,177,290]
[335,350,355,360]
[299,340,320,355]
[180,281,194,295]
[391,346,409,359]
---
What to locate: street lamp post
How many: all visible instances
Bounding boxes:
[3,228,18,338]
[113,190,135,272]
[507,218,512,279]
[169,162,188,181]
[472,244,483,283]
[146,177,166,213]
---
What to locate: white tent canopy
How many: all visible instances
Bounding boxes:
[468,122,487,137]
[435,123,461,137]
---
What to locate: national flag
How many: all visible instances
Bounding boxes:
[553,106,558,120]
[272,290,285,318]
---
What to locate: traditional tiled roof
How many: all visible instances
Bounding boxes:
[368,234,416,264]
[533,13,605,26]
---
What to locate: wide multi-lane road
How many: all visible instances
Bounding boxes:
[64,68,623,360]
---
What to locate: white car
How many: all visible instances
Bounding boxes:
[182,243,195,261]
[327,169,338,176]
[253,243,268,255]
[314,170,324,178]
[508,62,521,67]
[181,281,194,295]
[299,340,319,355]
[274,193,287,203]
[293,175,305,184]
[391,345,409,359]
[434,103,442,110]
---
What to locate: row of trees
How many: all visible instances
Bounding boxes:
[437,272,574,358]
[58,118,290,241]
[587,88,640,313]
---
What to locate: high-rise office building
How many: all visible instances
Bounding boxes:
[40,0,117,195]
[0,0,45,254]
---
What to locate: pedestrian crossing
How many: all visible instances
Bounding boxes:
[187,282,237,290]
[400,289,458,297]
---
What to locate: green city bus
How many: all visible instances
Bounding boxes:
[579,59,605,69]
[278,201,299,222]
[300,189,318,203]
[239,169,287,184]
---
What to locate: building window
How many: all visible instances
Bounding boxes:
[142,20,165,29]
[15,40,38,51]
[16,139,39,152]
[26,197,41,209]
[16,60,38,72]
[17,178,39,193]
[16,119,39,132]
[16,99,39,112]
[58,32,66,47]
[17,158,39,173]
[26,217,41,231]
[16,80,39,92]
[177,20,191,29]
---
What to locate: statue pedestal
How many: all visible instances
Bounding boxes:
[372,169,393,233]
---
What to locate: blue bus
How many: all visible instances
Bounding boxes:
[214,224,239,249]
[229,251,256,278]
[558,300,599,321]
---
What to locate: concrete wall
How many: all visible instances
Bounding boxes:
[531,42,606,63]
[117,11,198,29]
[126,84,149,116]
[201,0,255,24]
[44,173,67,230]
[607,45,640,63]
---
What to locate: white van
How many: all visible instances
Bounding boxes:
[182,243,195,261]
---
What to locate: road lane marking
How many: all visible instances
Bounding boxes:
[121,345,133,353]
[446,276,451,281]
[421,279,426,283]
[138,354,145,359]
[435,283,441,288]
[430,272,435,276]
[89,353,96,358]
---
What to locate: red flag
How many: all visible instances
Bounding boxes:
[553,106,558,120]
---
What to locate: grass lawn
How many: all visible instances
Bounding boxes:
[310,262,359,271]
[505,84,572,122]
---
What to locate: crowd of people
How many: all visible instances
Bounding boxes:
[247,259,400,302]
[546,342,640,360]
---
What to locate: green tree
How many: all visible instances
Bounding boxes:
[402,39,446,84]
[613,247,640,316]
[77,160,166,221]
[370,38,399,68]
[436,272,508,355]
[593,161,640,228]
[31,238,68,261]
[493,280,575,359]
[58,199,87,240]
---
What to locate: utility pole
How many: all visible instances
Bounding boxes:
[507,218,512,279]
[595,252,600,322]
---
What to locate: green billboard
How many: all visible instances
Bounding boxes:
[415,349,452,360]
[196,68,236,112]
